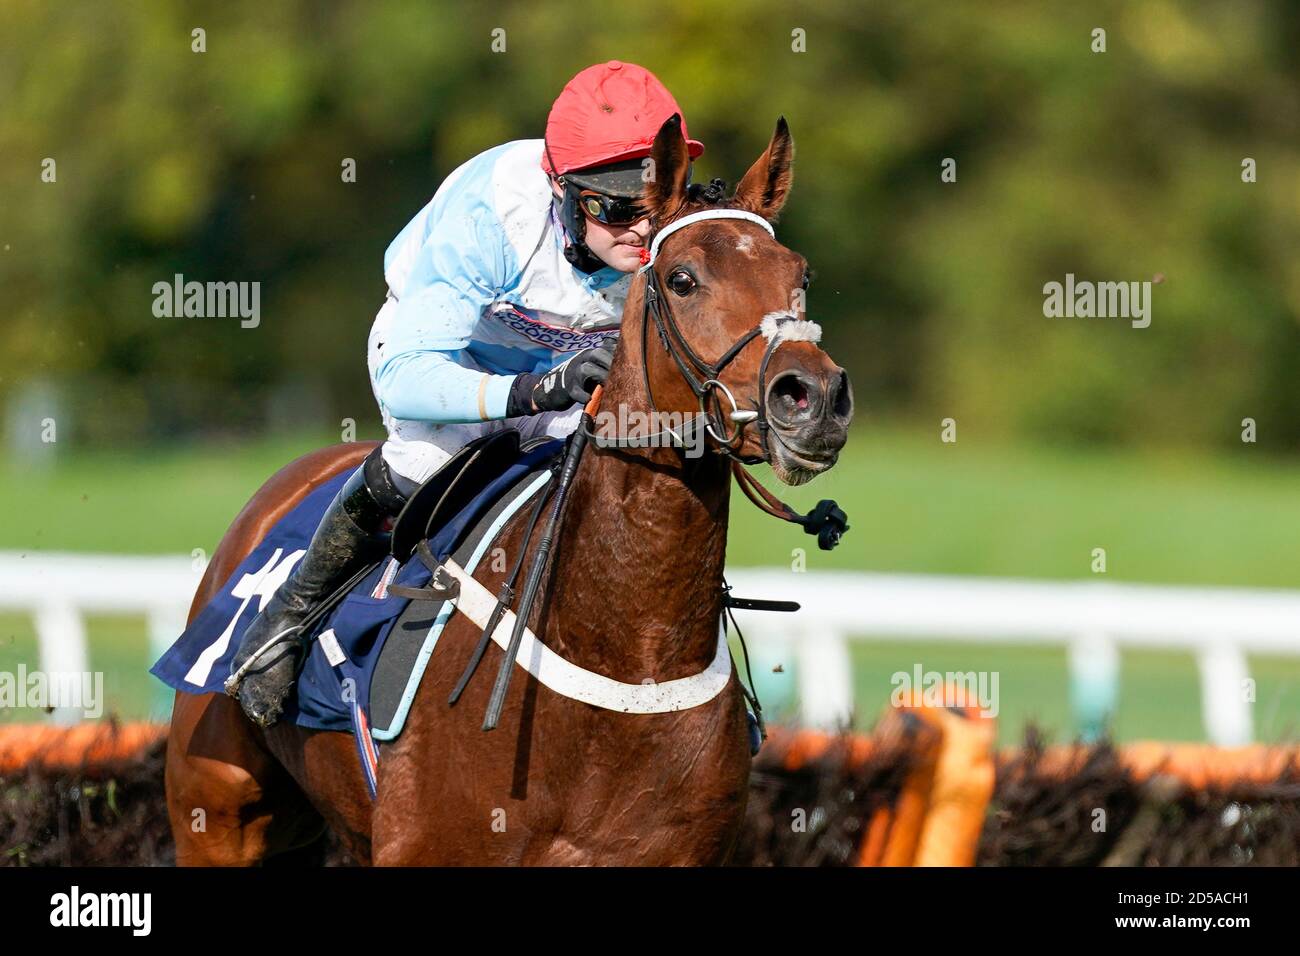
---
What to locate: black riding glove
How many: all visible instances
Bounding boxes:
[506,336,617,416]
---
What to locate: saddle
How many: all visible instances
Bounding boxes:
[389,430,525,562]
[366,437,559,740]
[150,431,563,743]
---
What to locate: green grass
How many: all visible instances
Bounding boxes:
[0,433,375,557]
[3,424,1300,741]
[727,422,1300,587]
[7,423,1300,586]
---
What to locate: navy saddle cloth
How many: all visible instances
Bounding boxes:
[151,437,561,745]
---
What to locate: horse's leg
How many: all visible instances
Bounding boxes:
[163,441,379,866]
[166,691,325,866]
[262,724,376,865]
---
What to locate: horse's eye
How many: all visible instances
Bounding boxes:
[801,271,811,291]
[668,270,696,296]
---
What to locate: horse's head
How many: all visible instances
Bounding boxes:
[630,114,854,486]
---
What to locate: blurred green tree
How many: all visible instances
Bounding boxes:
[1,0,1296,452]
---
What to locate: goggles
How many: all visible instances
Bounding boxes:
[571,186,648,227]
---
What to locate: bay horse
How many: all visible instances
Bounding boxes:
[164,115,854,865]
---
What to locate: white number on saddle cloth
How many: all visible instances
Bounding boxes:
[183,548,305,686]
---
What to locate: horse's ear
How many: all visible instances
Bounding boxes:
[642,114,691,224]
[732,116,794,221]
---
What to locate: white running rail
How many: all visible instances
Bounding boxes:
[2,552,1297,742]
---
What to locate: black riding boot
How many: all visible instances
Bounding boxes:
[225,448,407,728]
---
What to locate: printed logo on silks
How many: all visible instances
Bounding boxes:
[495,306,615,352]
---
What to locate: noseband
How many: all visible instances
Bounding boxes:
[600,207,848,550]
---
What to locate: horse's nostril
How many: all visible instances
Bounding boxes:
[769,372,812,421]
[830,369,853,421]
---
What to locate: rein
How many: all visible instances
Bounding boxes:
[593,208,849,551]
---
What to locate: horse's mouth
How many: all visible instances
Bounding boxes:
[762,367,852,486]
[769,432,841,486]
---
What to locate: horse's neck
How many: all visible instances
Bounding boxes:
[544,363,732,682]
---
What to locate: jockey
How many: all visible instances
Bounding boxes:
[227,61,705,727]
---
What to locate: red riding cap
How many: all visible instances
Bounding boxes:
[542,60,705,178]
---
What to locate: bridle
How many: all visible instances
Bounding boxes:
[592,207,849,550]
[639,209,787,466]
